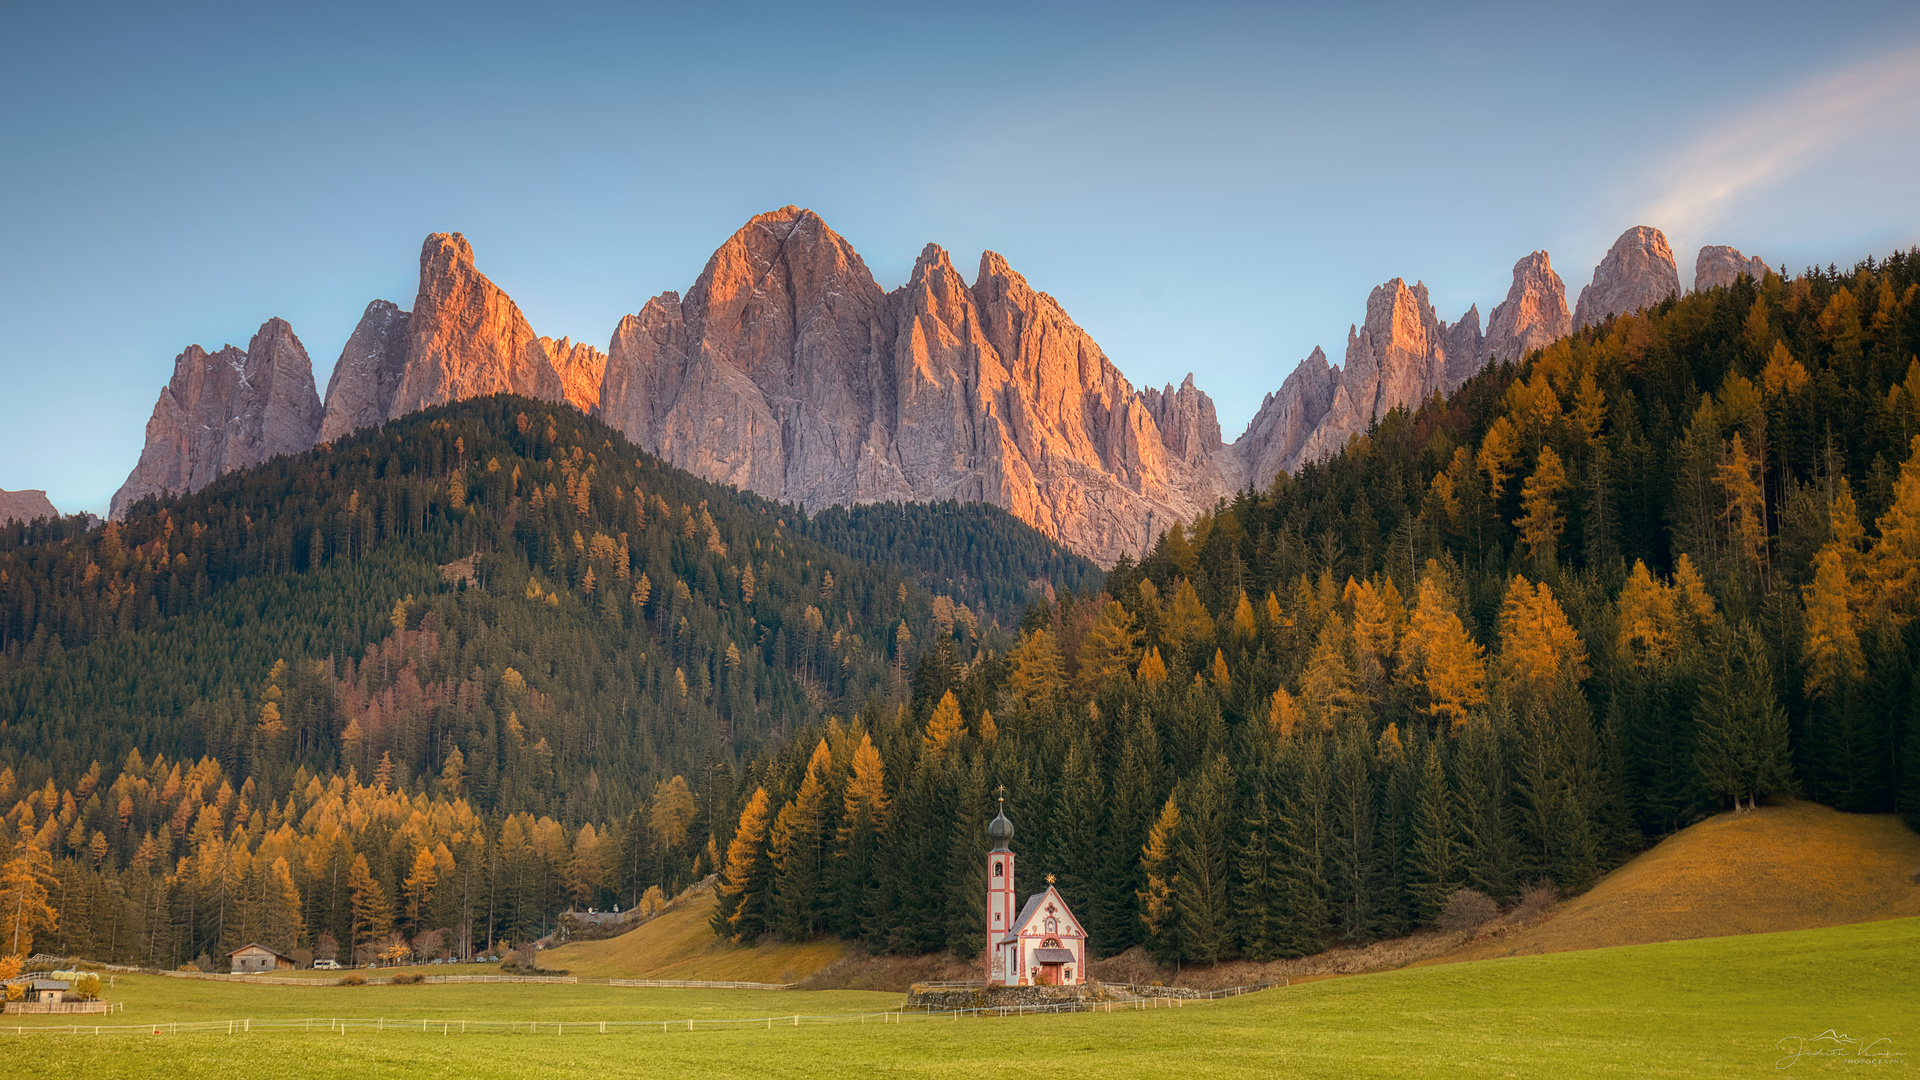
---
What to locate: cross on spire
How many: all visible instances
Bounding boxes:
[996,784,1006,807]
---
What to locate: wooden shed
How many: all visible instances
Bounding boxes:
[228,943,297,973]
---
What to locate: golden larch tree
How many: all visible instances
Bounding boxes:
[1496,576,1588,711]
[1007,627,1066,714]
[1,837,58,957]
[1398,575,1486,729]
[921,691,969,759]
[1076,600,1144,697]
[1514,445,1569,565]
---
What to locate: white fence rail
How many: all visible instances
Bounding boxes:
[147,971,579,987]
[0,985,1282,1038]
[605,979,796,990]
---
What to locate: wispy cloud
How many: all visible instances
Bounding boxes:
[1642,42,1920,237]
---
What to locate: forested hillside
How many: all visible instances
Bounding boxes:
[705,252,1920,965]
[0,396,1088,968]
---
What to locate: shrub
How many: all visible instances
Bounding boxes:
[338,973,366,986]
[0,955,21,982]
[1437,889,1499,934]
[71,973,103,1001]
[391,972,424,985]
[1513,881,1560,924]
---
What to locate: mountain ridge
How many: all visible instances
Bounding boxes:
[104,214,1750,564]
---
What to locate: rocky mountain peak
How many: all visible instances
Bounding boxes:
[318,299,412,442]
[1141,374,1224,467]
[0,489,59,525]
[1694,245,1771,292]
[386,232,564,418]
[111,318,324,520]
[540,336,608,414]
[1486,250,1572,362]
[1573,226,1681,330]
[599,210,1241,565]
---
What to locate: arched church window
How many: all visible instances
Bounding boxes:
[993,861,1003,877]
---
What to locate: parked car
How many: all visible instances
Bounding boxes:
[312,959,341,971]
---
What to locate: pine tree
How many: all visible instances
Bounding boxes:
[1272,736,1330,956]
[1233,789,1284,961]
[1455,716,1516,900]
[1046,736,1104,923]
[1328,728,1377,940]
[769,741,832,941]
[1172,756,1233,963]
[1694,621,1795,811]
[1138,795,1180,963]
[1093,713,1157,957]
[1405,735,1463,924]
[941,754,989,957]
[831,733,887,940]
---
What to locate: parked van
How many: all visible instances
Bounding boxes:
[312,959,342,971]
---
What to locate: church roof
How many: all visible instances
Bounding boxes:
[1006,885,1083,939]
[1033,948,1075,964]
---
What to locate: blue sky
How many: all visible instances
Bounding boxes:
[5,1,1919,514]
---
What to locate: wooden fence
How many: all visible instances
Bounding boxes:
[0,983,1285,1038]
[3,1002,122,1016]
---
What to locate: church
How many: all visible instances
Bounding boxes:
[985,795,1089,986]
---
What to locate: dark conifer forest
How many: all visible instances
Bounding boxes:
[6,250,1920,971]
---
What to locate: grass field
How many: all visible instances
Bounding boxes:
[12,916,1914,1078]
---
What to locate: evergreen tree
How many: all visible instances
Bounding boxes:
[1405,734,1463,924]
[1694,621,1796,810]
[1171,755,1233,963]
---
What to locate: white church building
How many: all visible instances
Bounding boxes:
[985,795,1088,986]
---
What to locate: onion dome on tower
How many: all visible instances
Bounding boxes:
[988,795,1015,851]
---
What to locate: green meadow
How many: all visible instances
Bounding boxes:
[12,917,1915,1078]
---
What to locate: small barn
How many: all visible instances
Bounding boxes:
[28,978,70,1004]
[229,943,297,973]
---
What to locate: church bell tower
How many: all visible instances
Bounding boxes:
[985,790,1016,984]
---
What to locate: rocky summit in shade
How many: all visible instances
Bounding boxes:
[316,299,411,443]
[110,318,324,520]
[1485,251,1572,362]
[1694,245,1771,293]
[0,488,59,525]
[1573,226,1682,330]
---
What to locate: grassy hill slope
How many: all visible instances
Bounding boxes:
[1436,800,1920,964]
[542,886,846,984]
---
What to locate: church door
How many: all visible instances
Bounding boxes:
[1039,962,1063,986]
